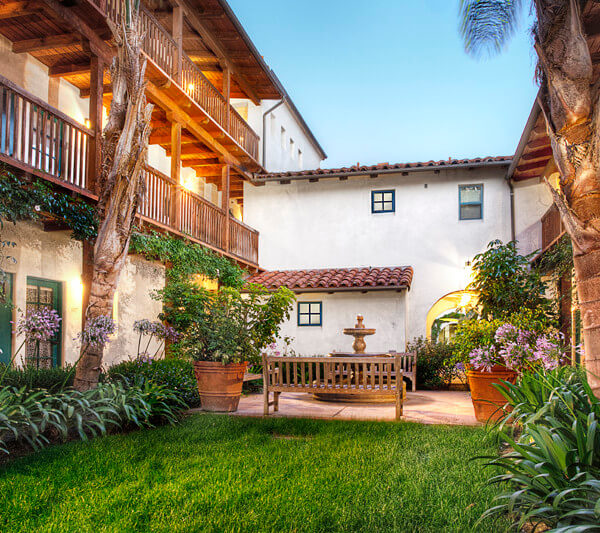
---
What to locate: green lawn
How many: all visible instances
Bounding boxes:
[0,415,506,532]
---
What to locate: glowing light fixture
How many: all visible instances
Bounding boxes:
[84,118,92,129]
[187,83,195,93]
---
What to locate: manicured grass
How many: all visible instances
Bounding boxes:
[0,415,506,532]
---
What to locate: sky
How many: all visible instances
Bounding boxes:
[227,0,538,168]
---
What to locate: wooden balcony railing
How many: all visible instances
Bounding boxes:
[541,203,565,251]
[139,165,258,264]
[103,0,260,161]
[0,75,92,193]
[0,76,259,266]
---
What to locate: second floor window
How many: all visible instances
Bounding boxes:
[459,184,483,220]
[371,190,395,213]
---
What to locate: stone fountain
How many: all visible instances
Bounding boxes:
[313,314,397,403]
[342,314,376,354]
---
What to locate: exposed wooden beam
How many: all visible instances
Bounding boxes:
[79,84,112,98]
[516,161,547,173]
[49,62,90,77]
[521,146,553,161]
[0,1,42,20]
[13,33,80,53]
[150,132,196,144]
[527,137,551,149]
[187,158,220,166]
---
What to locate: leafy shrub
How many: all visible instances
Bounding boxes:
[407,338,462,390]
[0,381,186,455]
[177,284,295,365]
[0,364,74,391]
[106,358,200,408]
[480,366,600,530]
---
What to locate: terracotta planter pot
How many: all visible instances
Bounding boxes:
[467,365,518,423]
[193,361,248,412]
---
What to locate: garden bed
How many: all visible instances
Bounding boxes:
[0,414,506,532]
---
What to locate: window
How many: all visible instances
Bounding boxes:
[298,149,303,169]
[459,184,483,220]
[290,138,295,158]
[280,126,286,149]
[371,190,395,213]
[297,302,322,326]
[25,277,62,368]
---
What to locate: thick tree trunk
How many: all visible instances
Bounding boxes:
[74,7,153,390]
[535,0,600,395]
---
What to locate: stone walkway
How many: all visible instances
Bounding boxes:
[221,390,478,425]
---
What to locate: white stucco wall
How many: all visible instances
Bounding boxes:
[1,221,165,368]
[277,291,407,356]
[244,166,511,341]
[236,98,324,172]
[513,177,553,257]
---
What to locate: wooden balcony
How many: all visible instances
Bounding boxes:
[0,76,259,267]
[541,204,565,252]
[102,0,260,165]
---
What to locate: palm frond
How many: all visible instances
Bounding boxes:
[459,0,524,58]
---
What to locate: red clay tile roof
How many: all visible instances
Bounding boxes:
[247,267,413,291]
[256,156,512,180]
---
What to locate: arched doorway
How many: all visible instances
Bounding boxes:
[426,291,477,342]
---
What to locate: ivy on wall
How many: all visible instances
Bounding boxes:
[129,231,245,287]
[0,166,97,241]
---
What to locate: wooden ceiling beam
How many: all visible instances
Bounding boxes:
[187,158,221,166]
[527,137,551,149]
[516,161,547,173]
[79,84,112,98]
[13,32,81,53]
[49,62,90,77]
[521,147,553,161]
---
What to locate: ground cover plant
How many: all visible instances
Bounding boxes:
[0,415,507,532]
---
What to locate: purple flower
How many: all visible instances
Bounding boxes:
[77,315,116,348]
[14,307,61,342]
[134,319,179,342]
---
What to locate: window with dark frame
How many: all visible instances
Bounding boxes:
[371,190,395,213]
[297,301,322,326]
[459,184,483,220]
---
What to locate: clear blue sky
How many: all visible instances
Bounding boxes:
[228,0,538,168]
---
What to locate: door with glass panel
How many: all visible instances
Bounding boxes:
[0,273,13,365]
[25,278,62,368]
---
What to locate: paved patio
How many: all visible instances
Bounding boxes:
[220,390,478,425]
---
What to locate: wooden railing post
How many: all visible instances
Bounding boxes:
[223,67,231,130]
[169,119,182,229]
[222,164,230,252]
[172,5,183,84]
[86,55,103,192]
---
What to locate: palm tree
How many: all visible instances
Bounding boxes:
[460,0,600,396]
[73,0,153,390]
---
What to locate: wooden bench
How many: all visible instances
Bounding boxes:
[262,355,405,420]
[388,350,417,391]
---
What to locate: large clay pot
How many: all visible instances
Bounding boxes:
[467,365,518,423]
[193,361,248,412]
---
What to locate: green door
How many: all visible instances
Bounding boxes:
[25,277,62,368]
[0,273,13,365]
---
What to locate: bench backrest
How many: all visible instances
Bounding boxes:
[388,351,416,373]
[262,355,404,393]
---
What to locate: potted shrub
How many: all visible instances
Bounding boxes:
[465,323,565,422]
[178,283,294,412]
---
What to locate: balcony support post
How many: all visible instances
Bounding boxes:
[170,119,183,229]
[223,67,231,129]
[173,6,183,84]
[222,164,231,252]
[82,54,104,328]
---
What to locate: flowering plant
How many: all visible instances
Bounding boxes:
[133,319,179,359]
[469,323,565,372]
[76,315,116,349]
[14,307,61,342]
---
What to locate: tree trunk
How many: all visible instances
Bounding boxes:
[535,0,600,395]
[74,5,153,390]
